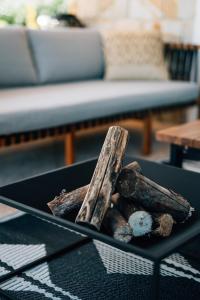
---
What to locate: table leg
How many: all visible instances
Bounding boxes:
[151,261,160,300]
[169,144,184,167]
[184,147,200,161]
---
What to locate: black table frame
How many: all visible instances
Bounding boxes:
[0,157,200,300]
[0,235,91,300]
[169,144,200,168]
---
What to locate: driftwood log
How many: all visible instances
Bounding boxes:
[103,207,132,243]
[47,161,141,219]
[49,191,120,219]
[117,168,192,222]
[121,161,142,174]
[117,197,142,220]
[75,126,129,230]
[48,185,89,220]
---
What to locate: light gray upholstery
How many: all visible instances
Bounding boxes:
[28,29,104,84]
[0,80,198,135]
[0,27,37,87]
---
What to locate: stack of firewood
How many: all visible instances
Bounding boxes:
[48,126,194,244]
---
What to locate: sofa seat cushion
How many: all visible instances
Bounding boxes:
[0,80,198,135]
[0,28,37,87]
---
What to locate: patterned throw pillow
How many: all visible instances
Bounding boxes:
[102,29,169,81]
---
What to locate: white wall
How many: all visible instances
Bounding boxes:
[74,0,199,43]
[193,0,200,43]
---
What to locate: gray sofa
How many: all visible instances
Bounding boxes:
[0,27,199,164]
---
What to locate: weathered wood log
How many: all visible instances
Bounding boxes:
[153,214,174,237]
[122,161,142,174]
[76,126,129,230]
[47,186,89,220]
[47,161,141,219]
[49,191,120,221]
[117,169,193,222]
[111,193,121,206]
[116,197,142,221]
[128,211,153,237]
[103,207,132,243]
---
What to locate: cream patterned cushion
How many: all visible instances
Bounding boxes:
[102,29,169,81]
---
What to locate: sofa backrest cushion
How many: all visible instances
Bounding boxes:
[0,27,37,87]
[28,29,104,84]
[102,29,169,81]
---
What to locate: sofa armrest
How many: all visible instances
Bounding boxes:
[164,43,199,82]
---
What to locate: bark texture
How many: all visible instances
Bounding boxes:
[117,169,192,222]
[76,126,129,230]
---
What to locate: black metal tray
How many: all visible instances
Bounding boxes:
[0,156,200,263]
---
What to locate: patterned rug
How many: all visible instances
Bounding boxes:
[0,214,199,300]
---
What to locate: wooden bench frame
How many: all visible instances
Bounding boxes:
[0,43,199,165]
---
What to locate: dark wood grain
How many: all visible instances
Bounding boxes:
[116,197,142,221]
[103,207,132,243]
[117,168,192,222]
[48,185,89,220]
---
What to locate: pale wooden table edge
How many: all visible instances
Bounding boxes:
[156,120,200,149]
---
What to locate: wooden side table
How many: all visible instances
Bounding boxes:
[156,120,200,167]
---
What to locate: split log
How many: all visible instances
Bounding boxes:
[103,207,132,243]
[128,211,153,237]
[116,197,143,220]
[122,161,142,174]
[153,214,174,237]
[117,169,193,222]
[49,190,120,220]
[75,126,129,230]
[47,186,89,220]
[47,161,141,220]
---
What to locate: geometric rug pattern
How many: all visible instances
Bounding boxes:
[0,214,200,300]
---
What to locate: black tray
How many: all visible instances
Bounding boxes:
[0,157,200,299]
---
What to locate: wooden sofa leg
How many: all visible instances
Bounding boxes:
[143,114,152,155]
[65,129,75,165]
[0,138,3,147]
[0,138,5,148]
